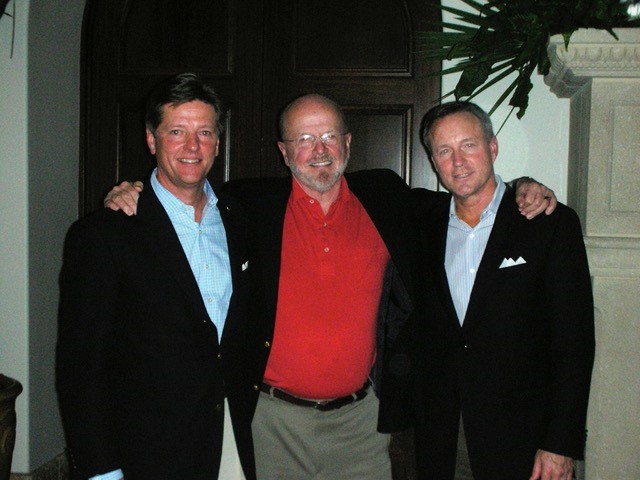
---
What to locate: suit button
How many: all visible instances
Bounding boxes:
[463,344,469,350]
[253,384,259,391]
[264,341,271,348]
[217,353,222,359]
[215,403,223,412]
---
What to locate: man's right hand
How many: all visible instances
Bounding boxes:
[104,181,144,216]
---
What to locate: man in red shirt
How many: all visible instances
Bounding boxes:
[242,95,412,479]
[105,92,556,479]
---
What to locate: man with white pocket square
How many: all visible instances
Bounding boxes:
[412,101,595,480]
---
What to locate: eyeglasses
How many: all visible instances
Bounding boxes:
[282,132,347,150]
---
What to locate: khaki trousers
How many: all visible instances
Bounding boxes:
[252,387,392,479]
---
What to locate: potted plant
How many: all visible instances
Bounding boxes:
[1,0,15,58]
[418,0,640,119]
[0,374,22,480]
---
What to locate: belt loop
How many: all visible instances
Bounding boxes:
[268,386,275,399]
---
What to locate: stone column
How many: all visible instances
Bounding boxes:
[545,28,640,480]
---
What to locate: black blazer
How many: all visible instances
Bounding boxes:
[412,187,595,479]
[56,181,257,479]
[224,169,419,433]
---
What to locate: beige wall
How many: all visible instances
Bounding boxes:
[1,0,32,472]
[0,0,84,472]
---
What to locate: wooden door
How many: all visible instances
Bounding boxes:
[81,0,439,214]
[81,1,437,477]
[260,0,439,189]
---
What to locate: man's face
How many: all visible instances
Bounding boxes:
[146,100,219,200]
[429,111,498,202]
[277,98,351,197]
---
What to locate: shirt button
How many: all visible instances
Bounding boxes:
[324,247,330,253]
[469,233,475,239]
[205,263,209,270]
[207,297,213,303]
[470,268,475,274]
[309,199,315,204]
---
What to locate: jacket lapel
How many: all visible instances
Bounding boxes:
[347,173,414,302]
[256,179,291,319]
[428,197,461,329]
[462,187,519,333]
[136,184,210,322]
[217,193,244,297]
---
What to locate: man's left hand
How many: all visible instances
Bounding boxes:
[515,177,557,219]
[529,449,574,480]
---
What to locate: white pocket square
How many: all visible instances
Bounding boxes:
[242,261,249,271]
[499,256,526,269]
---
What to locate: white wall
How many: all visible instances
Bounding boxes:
[28,0,84,467]
[0,0,31,471]
[441,0,570,202]
[0,0,84,472]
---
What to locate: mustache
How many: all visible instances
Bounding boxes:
[309,153,335,163]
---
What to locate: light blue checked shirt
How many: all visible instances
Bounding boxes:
[151,169,232,341]
[445,176,505,325]
[91,172,233,480]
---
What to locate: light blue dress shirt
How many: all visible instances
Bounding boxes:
[89,169,232,480]
[444,176,506,325]
[151,169,232,341]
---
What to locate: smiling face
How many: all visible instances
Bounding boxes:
[428,111,498,205]
[146,100,219,203]
[277,97,351,198]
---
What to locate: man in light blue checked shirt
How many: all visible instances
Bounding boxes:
[57,73,256,480]
[151,172,232,341]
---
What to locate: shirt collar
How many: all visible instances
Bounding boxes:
[448,174,506,221]
[290,175,349,212]
[150,167,217,215]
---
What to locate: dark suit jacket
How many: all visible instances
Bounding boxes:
[224,169,418,433]
[56,181,257,479]
[412,186,595,480]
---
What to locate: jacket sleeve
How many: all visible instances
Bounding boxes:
[56,218,122,477]
[540,207,595,459]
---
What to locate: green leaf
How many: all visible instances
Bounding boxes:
[414,0,625,120]
[466,64,517,101]
[487,76,519,116]
[455,61,493,98]
[439,22,481,34]
[459,0,495,13]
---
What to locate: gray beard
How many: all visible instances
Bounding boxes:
[289,154,348,193]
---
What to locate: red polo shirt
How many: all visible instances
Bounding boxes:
[263,177,390,399]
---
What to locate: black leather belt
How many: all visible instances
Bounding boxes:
[260,380,370,411]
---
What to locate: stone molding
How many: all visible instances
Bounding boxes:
[545,28,640,97]
[543,26,640,480]
[586,237,640,278]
